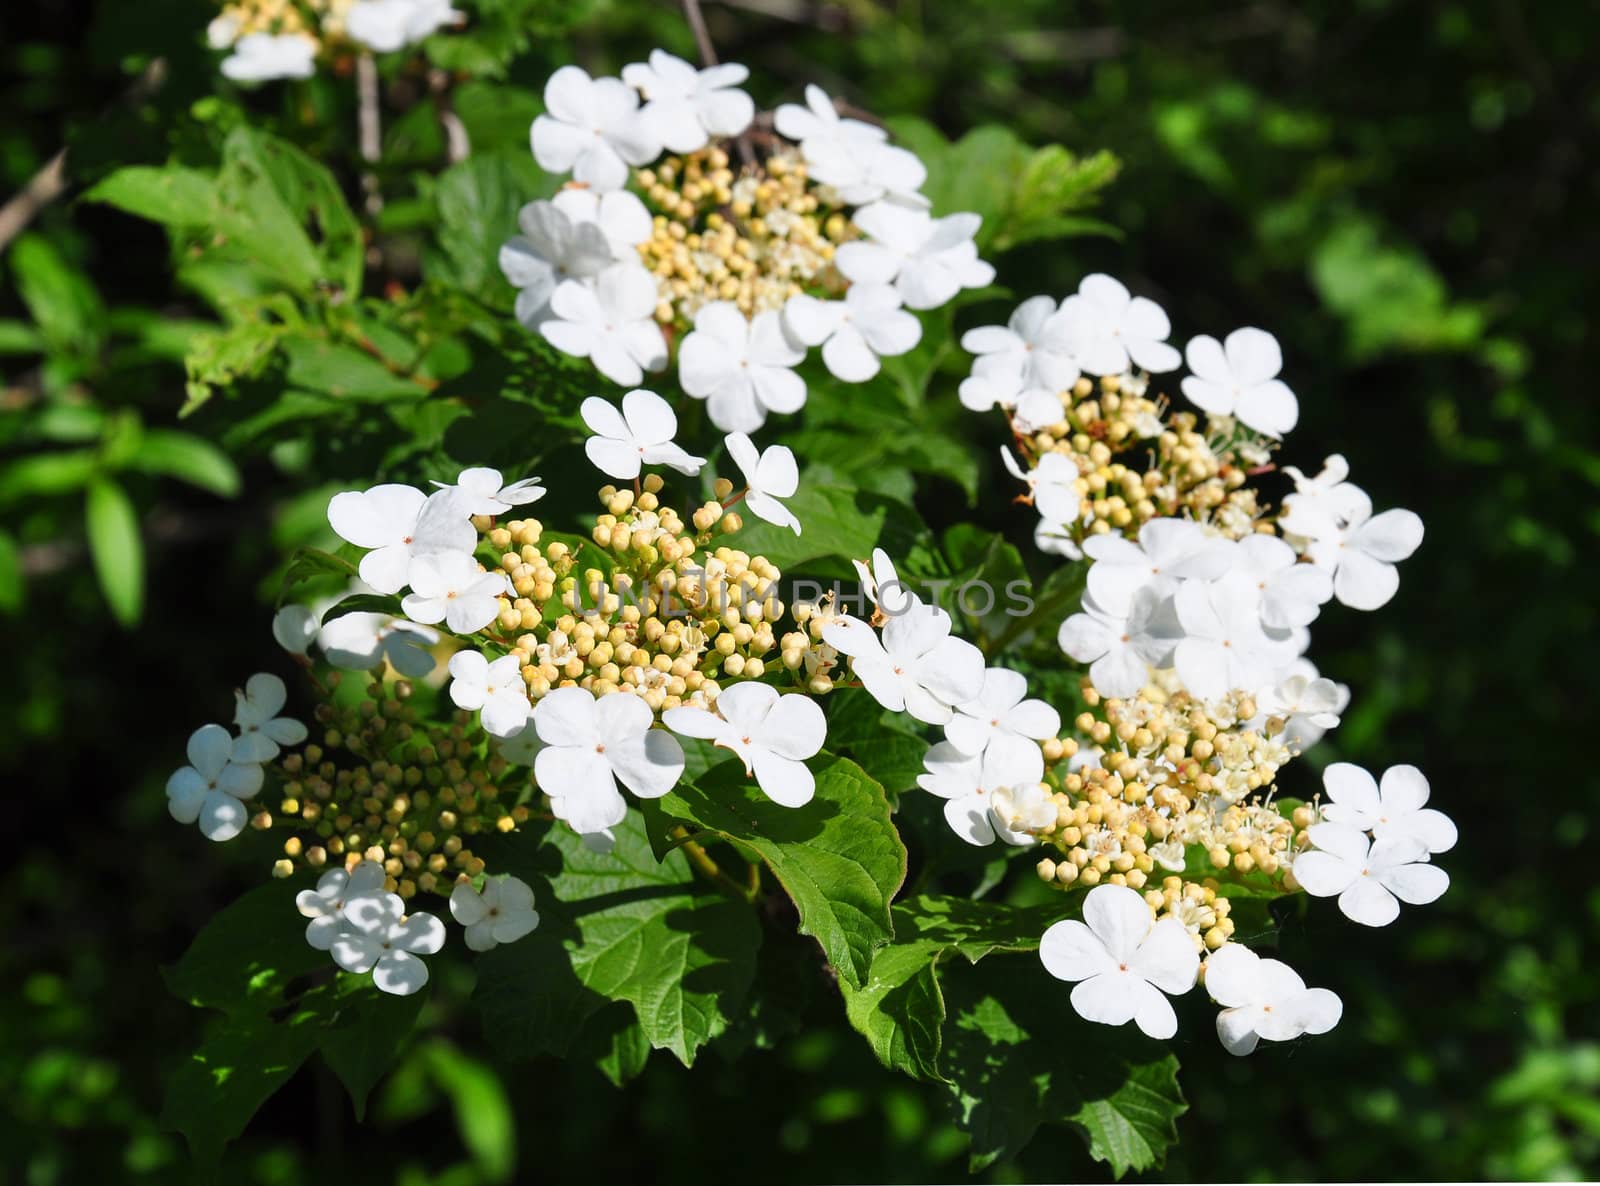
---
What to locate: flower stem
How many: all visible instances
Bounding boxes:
[670,824,758,902]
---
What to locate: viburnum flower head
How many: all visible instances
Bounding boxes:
[330,892,446,996]
[401,552,511,634]
[622,49,754,154]
[1292,823,1448,927]
[430,466,543,516]
[1181,327,1299,437]
[960,295,1081,408]
[1203,943,1342,1056]
[581,388,705,480]
[541,264,668,387]
[1057,587,1171,700]
[1082,517,1232,616]
[1056,274,1181,376]
[345,0,461,53]
[219,33,316,83]
[918,740,1048,846]
[448,650,532,738]
[1280,484,1424,611]
[318,611,439,677]
[679,303,806,432]
[664,683,827,807]
[295,860,387,950]
[533,686,686,833]
[326,484,475,595]
[450,875,541,952]
[945,667,1061,786]
[1319,763,1457,854]
[821,596,984,725]
[232,672,307,762]
[531,65,659,192]
[725,432,802,535]
[166,724,264,842]
[782,284,922,382]
[1039,883,1200,1039]
[835,203,994,310]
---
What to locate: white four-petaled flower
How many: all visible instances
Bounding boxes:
[401,552,511,634]
[782,285,922,382]
[622,50,754,154]
[821,596,984,725]
[533,686,685,834]
[679,303,806,432]
[232,672,308,762]
[531,65,659,192]
[318,611,439,677]
[1280,484,1424,612]
[581,388,705,479]
[664,683,827,807]
[1319,763,1457,854]
[1202,943,1342,1056]
[1181,327,1299,437]
[166,724,264,842]
[1292,822,1448,927]
[725,432,802,535]
[448,650,532,738]
[945,667,1060,785]
[330,892,446,996]
[835,203,993,310]
[430,466,544,516]
[326,484,475,595]
[345,0,460,53]
[1055,274,1181,376]
[918,740,1049,846]
[296,860,388,950]
[1039,883,1199,1039]
[541,265,668,387]
[450,875,541,952]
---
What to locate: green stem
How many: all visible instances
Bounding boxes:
[670,825,757,903]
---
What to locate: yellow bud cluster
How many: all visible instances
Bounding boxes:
[211,0,355,47]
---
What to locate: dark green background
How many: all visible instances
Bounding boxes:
[3,0,1596,1181]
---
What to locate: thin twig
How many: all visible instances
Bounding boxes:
[0,151,68,254]
[682,0,720,66]
[669,825,758,902]
[355,54,384,218]
[429,68,471,164]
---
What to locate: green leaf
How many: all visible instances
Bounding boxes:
[163,880,329,1015]
[428,151,546,301]
[181,318,289,415]
[659,754,906,988]
[0,449,99,504]
[0,528,22,613]
[725,483,890,572]
[822,688,927,794]
[936,955,1186,1175]
[0,319,45,354]
[322,987,428,1121]
[130,429,241,497]
[472,814,761,1066]
[421,1042,516,1182]
[10,233,105,357]
[320,592,405,624]
[283,337,426,402]
[279,546,359,602]
[84,477,143,627]
[85,164,217,227]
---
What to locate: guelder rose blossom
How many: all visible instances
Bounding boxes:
[1181,327,1299,437]
[725,432,802,535]
[1280,484,1424,611]
[531,66,659,192]
[1040,883,1199,1039]
[835,203,994,310]
[782,285,921,383]
[166,724,264,842]
[231,673,307,762]
[918,740,1049,846]
[345,0,460,53]
[498,202,620,328]
[429,467,544,516]
[450,875,541,952]
[774,84,886,151]
[960,295,1080,406]
[622,50,754,154]
[327,484,475,595]
[401,553,511,634]
[582,388,705,479]
[664,683,827,807]
[946,667,1061,785]
[1292,823,1448,927]
[1319,763,1457,854]
[220,33,316,83]
[318,611,439,677]
[822,596,984,725]
[296,861,387,950]
[330,892,446,996]
[541,265,668,387]
[679,303,806,432]
[1203,943,1342,1056]
[533,686,685,833]
[1083,518,1231,616]
[448,650,532,738]
[1056,274,1181,376]
[1057,588,1169,700]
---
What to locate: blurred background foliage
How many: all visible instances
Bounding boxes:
[3,0,1597,1181]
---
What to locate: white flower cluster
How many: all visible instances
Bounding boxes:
[166,674,307,841]
[295,860,540,996]
[507,53,993,431]
[207,0,460,82]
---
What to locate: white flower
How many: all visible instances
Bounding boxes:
[622,50,754,153]
[494,718,543,767]
[295,861,388,950]
[401,552,510,634]
[540,264,668,387]
[1057,588,1170,699]
[330,892,445,996]
[429,466,544,516]
[1202,943,1342,1056]
[664,683,826,807]
[499,202,616,328]
[1292,823,1448,927]
[1039,883,1199,1039]
[1320,763,1457,854]
[959,295,1080,407]
[1280,485,1424,611]
[166,724,264,842]
[1082,518,1231,616]
[918,741,1051,846]
[533,686,685,833]
[549,187,654,257]
[774,84,885,148]
[725,432,801,535]
[1250,662,1345,749]
[1283,453,1350,502]
[345,0,460,53]
[945,667,1060,784]
[851,546,914,617]
[679,303,805,432]
[821,596,984,725]
[449,875,541,952]
[531,65,659,192]
[1227,534,1333,630]
[1181,327,1299,437]
[802,135,928,209]
[232,672,308,762]
[581,388,704,479]
[782,285,921,383]
[326,484,475,595]
[447,650,531,738]
[220,33,317,83]
[207,13,241,48]
[1173,573,1292,701]
[1001,449,1081,526]
[318,611,439,677]
[272,605,318,655]
[1055,274,1181,376]
[835,203,994,310]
